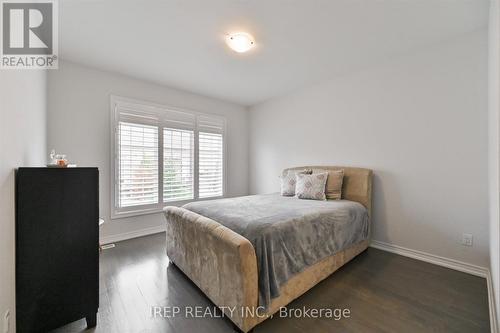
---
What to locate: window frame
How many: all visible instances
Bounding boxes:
[110,95,227,219]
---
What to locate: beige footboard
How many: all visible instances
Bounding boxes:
[164,206,369,332]
[164,206,258,332]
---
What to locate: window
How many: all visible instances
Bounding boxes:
[111,96,226,218]
[118,122,159,208]
[163,128,194,202]
[199,132,223,198]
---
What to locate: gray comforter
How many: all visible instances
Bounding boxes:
[183,193,369,309]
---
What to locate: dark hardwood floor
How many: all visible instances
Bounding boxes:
[52,233,490,333]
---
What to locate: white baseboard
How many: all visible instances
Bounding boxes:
[486,270,499,333]
[370,240,488,277]
[370,240,497,332]
[100,225,165,245]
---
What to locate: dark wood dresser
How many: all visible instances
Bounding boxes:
[16,167,99,332]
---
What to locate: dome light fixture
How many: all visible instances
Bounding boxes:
[225,32,255,53]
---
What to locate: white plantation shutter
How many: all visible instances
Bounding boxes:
[112,96,226,217]
[163,128,194,202]
[198,115,225,134]
[199,132,223,198]
[198,115,224,198]
[161,109,196,131]
[117,122,159,207]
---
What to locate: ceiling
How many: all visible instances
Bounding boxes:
[60,0,489,106]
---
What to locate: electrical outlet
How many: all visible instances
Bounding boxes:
[3,309,10,333]
[462,233,473,247]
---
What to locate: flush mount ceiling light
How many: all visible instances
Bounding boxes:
[225,32,255,53]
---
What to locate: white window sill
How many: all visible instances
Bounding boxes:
[111,195,225,220]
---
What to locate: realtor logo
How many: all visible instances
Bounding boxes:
[1,0,58,69]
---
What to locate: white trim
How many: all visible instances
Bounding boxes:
[110,206,164,219]
[110,95,118,219]
[109,196,225,220]
[194,120,200,199]
[100,225,165,245]
[487,270,499,333]
[370,240,488,277]
[370,240,497,332]
[158,124,164,207]
[223,118,228,197]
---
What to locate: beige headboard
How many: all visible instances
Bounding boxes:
[283,166,373,216]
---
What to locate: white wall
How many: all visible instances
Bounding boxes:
[489,0,500,324]
[47,61,249,240]
[0,71,47,333]
[249,30,489,267]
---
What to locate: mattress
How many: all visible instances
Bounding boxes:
[183,193,369,308]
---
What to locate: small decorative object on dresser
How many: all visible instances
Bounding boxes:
[47,149,75,167]
[16,167,99,332]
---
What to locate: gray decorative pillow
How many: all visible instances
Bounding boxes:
[280,172,297,196]
[280,169,313,196]
[295,172,329,200]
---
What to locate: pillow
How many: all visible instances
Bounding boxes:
[320,169,344,200]
[295,172,329,200]
[280,169,313,196]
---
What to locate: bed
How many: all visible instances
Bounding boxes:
[163,166,373,332]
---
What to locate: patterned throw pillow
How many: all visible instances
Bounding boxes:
[280,169,313,196]
[295,172,329,200]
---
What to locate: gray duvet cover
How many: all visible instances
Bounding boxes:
[183,193,369,309]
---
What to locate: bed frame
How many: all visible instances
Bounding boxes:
[164,166,373,332]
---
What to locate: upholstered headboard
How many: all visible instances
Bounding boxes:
[283,166,373,217]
